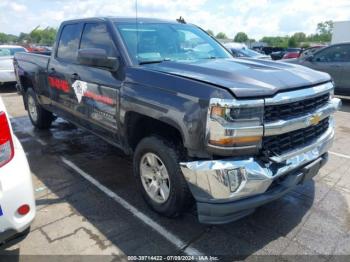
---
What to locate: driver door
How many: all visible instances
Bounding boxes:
[72,22,122,141]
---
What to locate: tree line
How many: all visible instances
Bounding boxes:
[0,21,333,48]
[0,27,57,46]
[207,21,333,48]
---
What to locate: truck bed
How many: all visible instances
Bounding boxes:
[14,52,50,70]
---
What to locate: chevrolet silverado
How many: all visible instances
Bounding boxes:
[13,17,341,224]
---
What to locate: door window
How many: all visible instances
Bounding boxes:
[56,23,82,62]
[80,23,116,57]
[314,45,350,62]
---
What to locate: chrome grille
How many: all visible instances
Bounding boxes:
[262,117,329,156]
[264,93,329,122]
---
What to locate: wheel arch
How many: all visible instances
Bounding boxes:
[124,111,186,152]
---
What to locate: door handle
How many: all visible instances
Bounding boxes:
[49,67,55,72]
[71,73,80,81]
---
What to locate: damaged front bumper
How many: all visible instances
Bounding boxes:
[180,122,334,224]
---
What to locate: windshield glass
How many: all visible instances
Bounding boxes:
[0,47,26,57]
[115,22,231,64]
[300,47,324,58]
[237,48,263,57]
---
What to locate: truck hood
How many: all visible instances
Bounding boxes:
[143,58,331,98]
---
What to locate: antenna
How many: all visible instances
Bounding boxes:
[176,16,186,24]
[135,0,139,63]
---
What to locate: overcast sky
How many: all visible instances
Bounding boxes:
[0,0,349,40]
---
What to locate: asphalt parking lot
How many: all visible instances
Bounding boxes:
[1,85,350,261]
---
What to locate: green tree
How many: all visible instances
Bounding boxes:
[0,33,18,44]
[206,29,214,36]
[300,43,310,48]
[317,20,333,35]
[18,32,30,43]
[216,32,228,39]
[260,36,289,47]
[0,33,8,44]
[233,32,248,43]
[288,37,297,47]
[292,32,306,43]
[28,27,57,45]
[310,20,334,42]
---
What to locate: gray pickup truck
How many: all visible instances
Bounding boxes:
[14,17,341,224]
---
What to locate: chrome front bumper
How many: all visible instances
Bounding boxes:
[180,120,335,203]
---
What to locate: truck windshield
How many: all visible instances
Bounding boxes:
[115,22,231,64]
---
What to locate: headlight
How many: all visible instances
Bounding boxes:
[207,98,264,148]
[210,106,263,123]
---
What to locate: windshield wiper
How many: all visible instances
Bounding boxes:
[139,58,171,65]
[199,56,223,60]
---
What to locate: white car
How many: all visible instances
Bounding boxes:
[224,43,271,60]
[0,97,35,248]
[0,45,27,85]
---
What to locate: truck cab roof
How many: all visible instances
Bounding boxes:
[62,17,180,25]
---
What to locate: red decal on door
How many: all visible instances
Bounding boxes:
[48,76,70,93]
[84,90,115,106]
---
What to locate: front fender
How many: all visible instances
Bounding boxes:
[119,67,233,157]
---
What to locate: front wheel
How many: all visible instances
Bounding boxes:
[26,88,54,129]
[133,136,193,217]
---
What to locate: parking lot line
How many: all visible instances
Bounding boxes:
[30,133,47,146]
[60,156,204,256]
[329,151,350,159]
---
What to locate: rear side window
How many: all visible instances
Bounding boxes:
[315,45,350,62]
[57,23,82,62]
[80,23,116,57]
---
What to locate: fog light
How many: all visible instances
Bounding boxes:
[17,204,30,216]
[227,168,245,192]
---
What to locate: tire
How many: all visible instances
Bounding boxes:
[133,136,193,217]
[26,88,54,129]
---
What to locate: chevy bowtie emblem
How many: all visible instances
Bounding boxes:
[309,114,321,126]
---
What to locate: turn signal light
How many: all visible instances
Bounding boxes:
[211,106,226,118]
[209,136,262,146]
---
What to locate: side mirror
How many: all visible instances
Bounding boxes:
[305,55,314,62]
[77,48,119,71]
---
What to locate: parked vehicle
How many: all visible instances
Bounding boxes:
[299,45,326,59]
[0,97,35,248]
[260,47,284,55]
[282,51,300,59]
[23,45,51,53]
[14,17,340,224]
[271,48,301,60]
[0,45,27,86]
[224,43,271,59]
[286,42,350,95]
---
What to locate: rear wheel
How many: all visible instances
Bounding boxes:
[133,136,193,217]
[26,88,54,129]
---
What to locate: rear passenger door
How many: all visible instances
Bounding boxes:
[73,22,122,141]
[48,22,86,122]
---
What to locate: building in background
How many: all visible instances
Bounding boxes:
[332,21,350,44]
